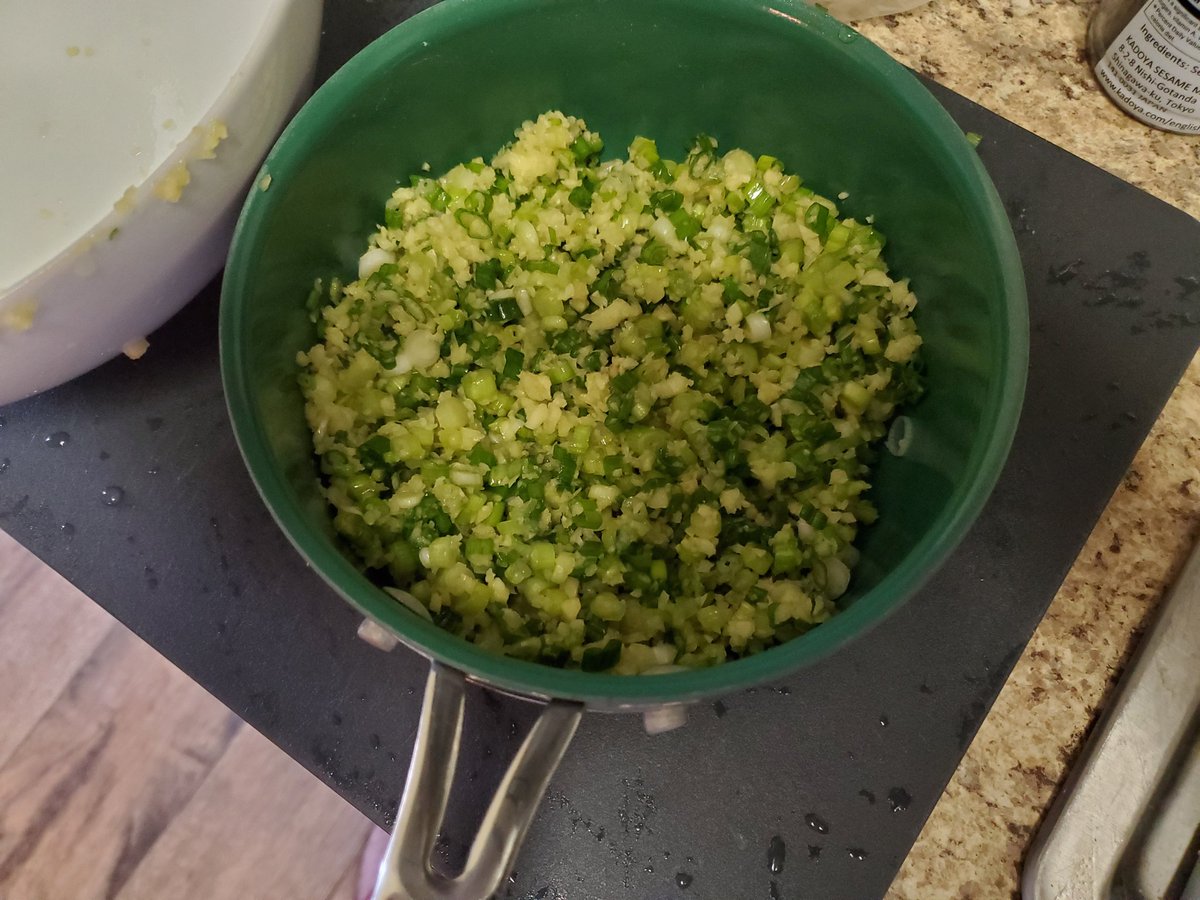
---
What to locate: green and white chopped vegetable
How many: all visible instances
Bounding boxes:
[298,111,923,674]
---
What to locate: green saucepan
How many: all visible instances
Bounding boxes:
[220,0,1027,895]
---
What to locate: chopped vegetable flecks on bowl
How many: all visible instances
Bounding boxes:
[298,111,922,674]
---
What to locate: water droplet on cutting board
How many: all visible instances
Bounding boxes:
[0,458,9,474]
[878,714,889,727]
[808,844,822,860]
[847,847,869,861]
[60,522,75,536]
[101,485,125,506]
[804,813,829,834]
[888,787,911,812]
[1048,260,1082,285]
[675,871,692,889]
[767,835,786,873]
[46,431,70,447]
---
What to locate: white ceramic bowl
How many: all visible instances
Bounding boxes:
[0,0,323,406]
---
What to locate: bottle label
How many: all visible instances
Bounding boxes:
[1095,0,1200,133]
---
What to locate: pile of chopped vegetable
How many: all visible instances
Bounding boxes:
[298,111,922,674]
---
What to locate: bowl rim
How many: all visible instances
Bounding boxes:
[0,0,309,303]
[220,0,1029,708]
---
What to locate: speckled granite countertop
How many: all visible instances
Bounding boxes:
[852,1,1200,895]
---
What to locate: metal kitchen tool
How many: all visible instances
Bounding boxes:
[1024,536,1200,899]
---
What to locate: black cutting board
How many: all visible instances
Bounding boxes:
[1,3,1198,897]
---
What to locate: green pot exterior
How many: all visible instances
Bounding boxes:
[220,0,1028,708]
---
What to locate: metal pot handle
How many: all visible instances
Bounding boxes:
[372,664,583,900]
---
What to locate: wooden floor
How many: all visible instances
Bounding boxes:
[0,531,381,900]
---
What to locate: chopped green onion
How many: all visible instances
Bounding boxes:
[668,208,702,241]
[463,369,498,402]
[640,239,668,265]
[486,297,522,323]
[569,185,593,210]
[570,134,604,162]
[468,444,497,466]
[544,358,575,384]
[465,190,493,215]
[581,638,622,672]
[803,202,831,240]
[428,185,450,210]
[743,231,773,276]
[465,537,494,557]
[650,190,683,213]
[454,208,492,239]
[474,258,504,290]
[744,181,776,217]
[501,348,524,381]
[629,136,660,168]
